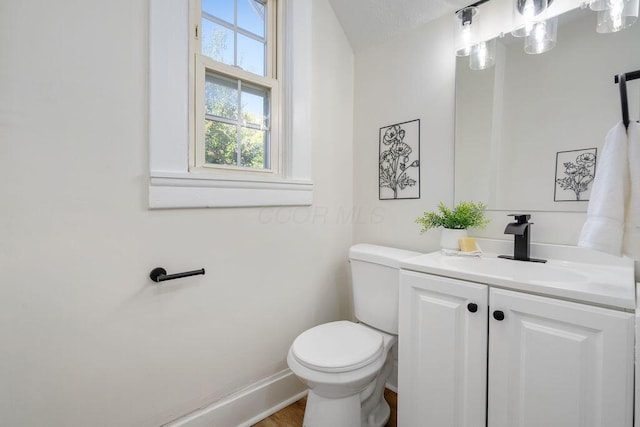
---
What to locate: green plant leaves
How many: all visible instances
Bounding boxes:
[415,201,489,234]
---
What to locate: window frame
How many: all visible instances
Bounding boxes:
[149,0,313,209]
[190,0,280,174]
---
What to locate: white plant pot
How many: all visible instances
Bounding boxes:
[440,228,468,251]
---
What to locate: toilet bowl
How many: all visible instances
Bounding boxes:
[287,244,422,427]
[287,321,396,427]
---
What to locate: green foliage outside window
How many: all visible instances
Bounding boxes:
[203,28,267,169]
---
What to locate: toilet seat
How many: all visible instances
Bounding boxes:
[291,321,384,373]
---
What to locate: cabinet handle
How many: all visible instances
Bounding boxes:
[493,310,505,321]
[467,303,478,313]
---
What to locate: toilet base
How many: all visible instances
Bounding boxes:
[360,352,393,427]
[363,397,390,427]
[301,384,391,427]
[303,391,361,427]
[302,391,391,427]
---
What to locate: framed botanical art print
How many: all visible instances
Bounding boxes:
[554,148,597,202]
[379,119,420,200]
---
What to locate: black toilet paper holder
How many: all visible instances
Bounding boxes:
[149,267,205,283]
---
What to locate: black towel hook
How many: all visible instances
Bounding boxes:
[615,69,640,130]
[618,73,629,129]
[150,267,205,283]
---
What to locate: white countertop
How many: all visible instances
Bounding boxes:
[400,239,636,310]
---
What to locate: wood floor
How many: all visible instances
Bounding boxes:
[253,388,397,427]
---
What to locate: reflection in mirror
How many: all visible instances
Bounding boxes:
[455,7,640,212]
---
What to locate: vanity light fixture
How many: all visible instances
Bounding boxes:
[454,0,639,69]
[591,0,639,33]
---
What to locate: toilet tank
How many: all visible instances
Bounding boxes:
[349,244,422,334]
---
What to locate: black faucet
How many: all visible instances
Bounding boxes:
[498,214,547,263]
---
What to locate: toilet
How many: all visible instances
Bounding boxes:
[287,244,421,427]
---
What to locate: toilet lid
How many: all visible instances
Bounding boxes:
[291,321,384,373]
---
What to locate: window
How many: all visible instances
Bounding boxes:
[149,0,312,208]
[192,0,279,172]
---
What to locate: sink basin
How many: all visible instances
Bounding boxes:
[400,248,636,310]
[438,256,587,286]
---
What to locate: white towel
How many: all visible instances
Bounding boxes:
[578,121,629,255]
[624,122,640,259]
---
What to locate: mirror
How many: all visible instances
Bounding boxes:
[455,6,640,212]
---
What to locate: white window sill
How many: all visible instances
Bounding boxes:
[149,172,313,208]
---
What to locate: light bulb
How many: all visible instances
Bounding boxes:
[594,0,638,32]
[477,43,488,68]
[608,0,625,30]
[522,2,536,33]
[524,17,557,54]
[533,20,547,42]
[462,23,471,45]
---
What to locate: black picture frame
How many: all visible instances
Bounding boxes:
[554,148,597,202]
[379,119,421,200]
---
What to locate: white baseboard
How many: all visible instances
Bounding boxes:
[163,369,307,427]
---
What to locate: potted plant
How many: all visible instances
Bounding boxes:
[415,201,489,250]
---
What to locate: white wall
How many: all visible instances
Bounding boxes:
[0,1,354,426]
[353,15,456,252]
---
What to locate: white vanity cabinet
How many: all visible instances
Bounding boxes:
[398,271,488,427]
[489,287,634,427]
[398,270,635,427]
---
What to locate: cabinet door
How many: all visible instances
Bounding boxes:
[398,271,488,427]
[488,288,634,427]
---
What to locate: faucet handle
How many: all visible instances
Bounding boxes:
[507,214,531,224]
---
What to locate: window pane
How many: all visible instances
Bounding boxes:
[205,73,238,119]
[241,84,268,127]
[238,0,265,37]
[240,127,267,168]
[237,33,265,76]
[205,120,238,166]
[202,0,234,25]
[201,19,234,65]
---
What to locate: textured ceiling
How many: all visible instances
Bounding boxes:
[328,0,472,52]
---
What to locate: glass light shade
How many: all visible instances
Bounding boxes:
[595,0,639,32]
[524,17,558,54]
[512,0,549,37]
[469,39,496,70]
[455,7,479,56]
